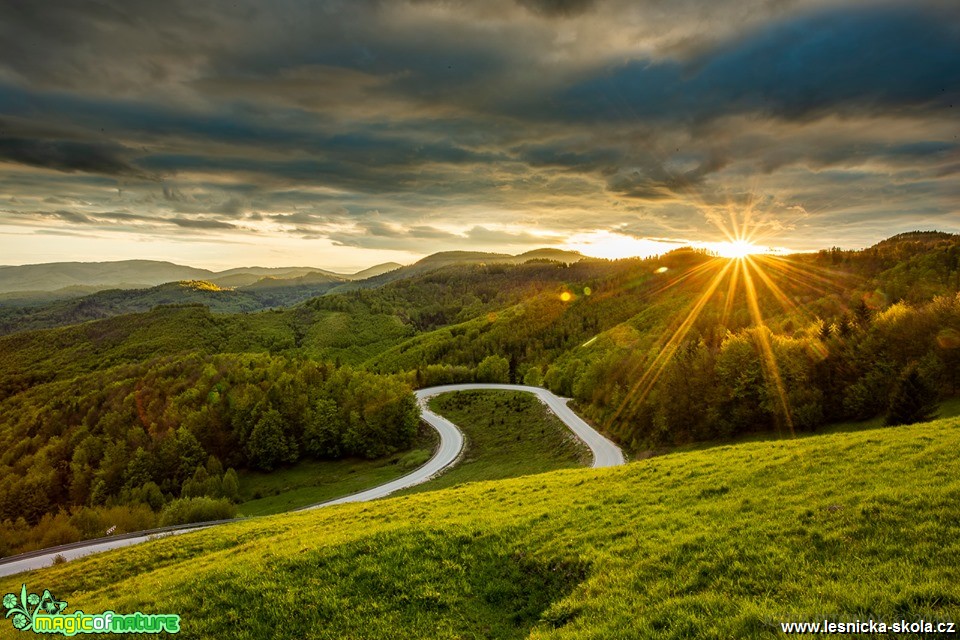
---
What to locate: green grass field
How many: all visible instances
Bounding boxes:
[6,414,959,638]
[237,426,438,516]
[399,390,591,495]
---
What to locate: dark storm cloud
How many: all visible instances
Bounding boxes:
[0,137,151,179]
[604,157,727,200]
[552,6,960,124]
[0,0,957,252]
[515,0,596,18]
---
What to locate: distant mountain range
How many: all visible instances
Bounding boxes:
[0,249,586,334]
[329,248,586,292]
[0,249,584,299]
[0,260,404,297]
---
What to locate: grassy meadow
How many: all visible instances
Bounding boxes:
[237,425,439,516]
[5,414,959,638]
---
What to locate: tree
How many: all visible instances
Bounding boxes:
[476,355,510,384]
[522,366,543,387]
[303,398,343,458]
[886,365,939,426]
[175,427,207,485]
[246,409,294,471]
[221,469,240,503]
[123,447,154,490]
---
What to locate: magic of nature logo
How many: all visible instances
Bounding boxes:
[3,584,180,635]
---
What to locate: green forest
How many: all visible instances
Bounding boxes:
[0,354,417,555]
[1,231,958,556]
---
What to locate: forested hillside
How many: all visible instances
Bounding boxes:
[0,353,417,555]
[0,276,349,336]
[1,233,958,556]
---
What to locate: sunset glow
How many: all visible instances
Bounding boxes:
[705,240,776,259]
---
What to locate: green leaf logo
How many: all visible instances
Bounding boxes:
[3,584,67,632]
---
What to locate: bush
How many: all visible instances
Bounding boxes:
[159,497,237,527]
[397,449,432,470]
[522,367,543,387]
[476,355,510,384]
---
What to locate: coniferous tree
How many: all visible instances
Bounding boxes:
[886,365,939,426]
[221,469,240,503]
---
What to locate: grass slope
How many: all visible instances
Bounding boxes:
[6,416,960,638]
[237,426,438,516]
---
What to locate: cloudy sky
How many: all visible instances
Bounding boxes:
[0,0,957,270]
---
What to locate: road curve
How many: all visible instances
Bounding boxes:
[0,384,622,577]
[417,384,625,468]
[299,388,465,508]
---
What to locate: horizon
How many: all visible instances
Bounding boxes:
[0,239,845,273]
[1,231,946,273]
[1,1,958,271]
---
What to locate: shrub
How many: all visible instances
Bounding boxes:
[476,355,510,384]
[158,497,237,527]
[397,449,431,470]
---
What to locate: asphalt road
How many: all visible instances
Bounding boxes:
[416,384,625,468]
[0,384,623,577]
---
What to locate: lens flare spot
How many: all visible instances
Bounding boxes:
[655,266,669,274]
[559,291,573,302]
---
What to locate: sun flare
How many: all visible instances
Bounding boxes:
[709,240,768,259]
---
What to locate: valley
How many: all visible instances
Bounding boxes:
[0,235,958,637]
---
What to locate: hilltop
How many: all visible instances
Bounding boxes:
[0,250,580,330]
[0,259,401,300]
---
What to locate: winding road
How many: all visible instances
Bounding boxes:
[0,384,623,577]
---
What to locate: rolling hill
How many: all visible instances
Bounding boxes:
[0,233,958,568]
[0,260,403,301]
[4,413,958,638]
[0,252,573,332]
[0,260,214,294]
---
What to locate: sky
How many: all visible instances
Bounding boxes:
[0,0,958,271]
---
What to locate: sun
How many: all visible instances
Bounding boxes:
[711,239,767,259]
